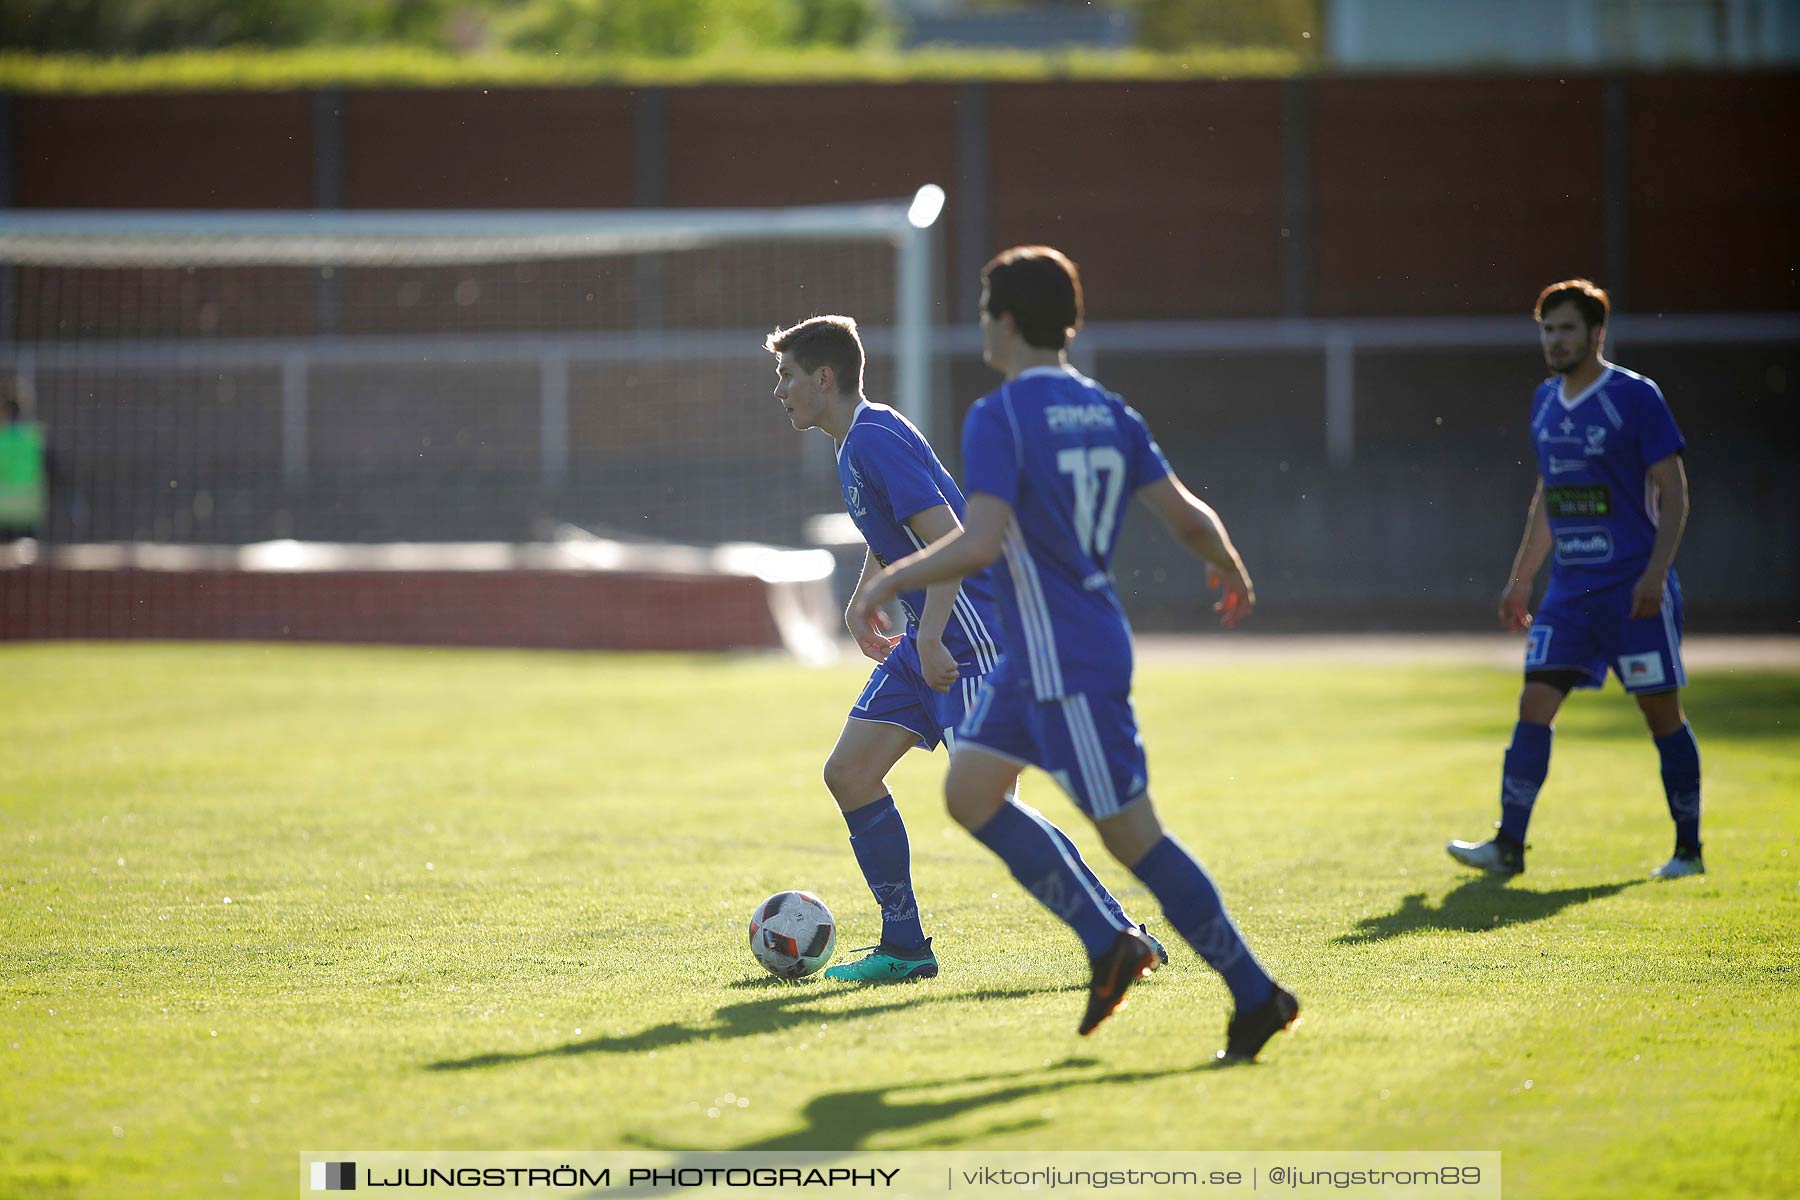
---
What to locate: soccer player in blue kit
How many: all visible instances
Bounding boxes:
[847,249,1298,1060]
[1448,279,1704,880]
[765,315,1164,983]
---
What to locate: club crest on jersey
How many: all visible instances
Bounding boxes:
[1585,425,1608,455]
[843,463,869,518]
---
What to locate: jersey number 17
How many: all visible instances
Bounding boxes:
[1057,446,1127,558]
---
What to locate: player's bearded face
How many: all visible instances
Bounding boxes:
[1540,307,1598,375]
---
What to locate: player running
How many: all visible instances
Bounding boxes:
[846,249,1298,1060]
[765,315,1164,984]
[1448,279,1704,881]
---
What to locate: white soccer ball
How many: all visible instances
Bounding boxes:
[748,891,837,979]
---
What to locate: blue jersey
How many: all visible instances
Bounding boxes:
[838,401,1001,675]
[1529,363,1686,593]
[961,365,1172,700]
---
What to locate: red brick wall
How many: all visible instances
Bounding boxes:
[1629,73,1800,312]
[9,75,1794,320]
[13,92,314,208]
[1310,77,1607,316]
[339,88,638,208]
[989,81,1287,319]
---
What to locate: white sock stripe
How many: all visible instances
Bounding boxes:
[1013,801,1132,933]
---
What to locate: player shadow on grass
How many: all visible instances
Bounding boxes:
[425,983,1061,1072]
[1333,877,1647,945]
[614,1057,1216,1168]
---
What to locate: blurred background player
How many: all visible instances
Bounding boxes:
[1448,279,1703,881]
[847,249,1298,1060]
[765,315,1164,984]
[0,380,49,546]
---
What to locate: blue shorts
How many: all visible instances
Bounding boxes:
[1526,572,1687,694]
[954,659,1149,819]
[850,634,987,751]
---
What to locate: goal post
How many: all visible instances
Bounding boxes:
[0,187,946,657]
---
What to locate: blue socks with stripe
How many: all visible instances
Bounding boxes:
[972,799,1127,958]
[1498,721,1553,844]
[1654,721,1703,848]
[1130,835,1274,1010]
[1025,801,1136,932]
[843,795,926,951]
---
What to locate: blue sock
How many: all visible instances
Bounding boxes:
[843,796,926,951]
[1498,721,1553,844]
[1026,803,1134,928]
[1130,835,1273,1011]
[972,800,1128,958]
[1654,721,1702,848]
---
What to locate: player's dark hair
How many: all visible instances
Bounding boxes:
[764,315,865,396]
[1534,278,1610,329]
[982,245,1084,350]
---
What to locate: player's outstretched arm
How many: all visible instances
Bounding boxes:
[904,503,968,693]
[1500,480,1551,632]
[848,494,1010,643]
[1631,454,1689,619]
[1137,475,1255,628]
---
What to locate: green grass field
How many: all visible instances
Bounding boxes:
[2,642,1796,1199]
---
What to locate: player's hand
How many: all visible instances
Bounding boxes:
[846,590,896,661]
[917,635,958,693]
[1498,580,1533,633]
[1207,563,1255,629]
[1628,571,1664,620]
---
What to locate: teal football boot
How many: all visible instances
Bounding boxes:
[822,938,938,983]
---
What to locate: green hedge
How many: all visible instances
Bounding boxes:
[0,44,1308,94]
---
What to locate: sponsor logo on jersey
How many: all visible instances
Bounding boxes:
[1539,414,1584,446]
[1045,404,1117,433]
[1548,456,1588,475]
[1545,484,1612,518]
[1554,526,1614,565]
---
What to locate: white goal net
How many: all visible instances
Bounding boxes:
[0,189,945,656]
